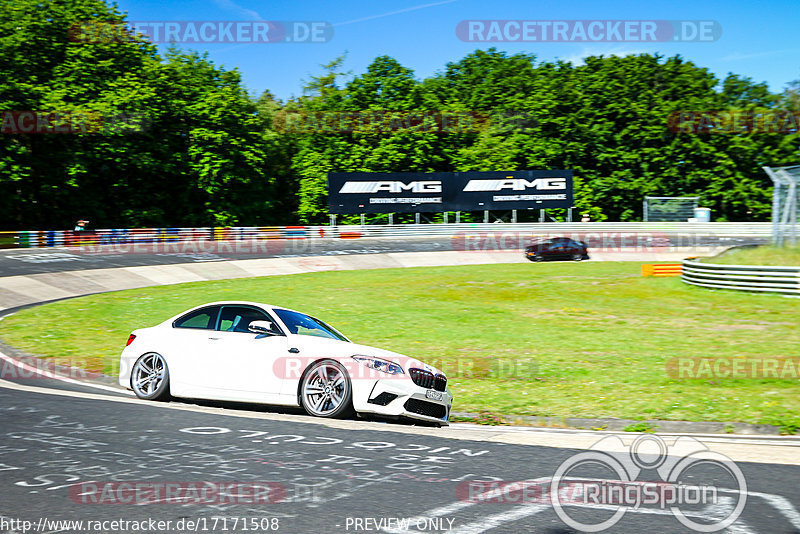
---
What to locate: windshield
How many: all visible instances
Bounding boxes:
[273,309,349,341]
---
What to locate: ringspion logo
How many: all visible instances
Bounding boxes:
[551,435,747,532]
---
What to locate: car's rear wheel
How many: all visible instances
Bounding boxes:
[300,359,353,418]
[131,352,170,400]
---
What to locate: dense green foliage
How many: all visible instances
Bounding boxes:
[1,0,798,229]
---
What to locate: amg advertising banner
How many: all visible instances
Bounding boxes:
[327,170,573,214]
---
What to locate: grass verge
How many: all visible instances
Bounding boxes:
[704,245,800,266]
[1,262,798,429]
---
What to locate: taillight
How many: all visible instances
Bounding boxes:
[126,334,136,347]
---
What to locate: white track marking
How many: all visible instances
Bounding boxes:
[448,504,549,534]
[382,478,552,534]
[746,491,800,529]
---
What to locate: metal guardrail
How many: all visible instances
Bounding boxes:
[681,258,800,295]
[0,222,774,249]
[327,222,774,238]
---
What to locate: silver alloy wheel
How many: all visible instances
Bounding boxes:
[302,362,349,416]
[572,253,583,261]
[132,352,167,398]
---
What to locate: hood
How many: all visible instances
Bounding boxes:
[288,335,446,376]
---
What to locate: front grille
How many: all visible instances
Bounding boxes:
[409,368,447,392]
[404,398,447,419]
[368,392,398,406]
[434,374,447,392]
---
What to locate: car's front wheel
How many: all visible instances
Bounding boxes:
[571,253,583,261]
[300,359,353,419]
[131,352,170,401]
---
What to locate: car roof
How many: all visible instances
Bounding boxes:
[530,236,574,241]
[165,301,350,340]
[169,301,305,321]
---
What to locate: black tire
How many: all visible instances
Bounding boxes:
[299,359,354,419]
[130,352,170,401]
[571,253,583,261]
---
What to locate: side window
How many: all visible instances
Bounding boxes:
[173,306,220,330]
[219,306,279,334]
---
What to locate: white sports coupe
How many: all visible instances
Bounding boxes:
[119,302,452,425]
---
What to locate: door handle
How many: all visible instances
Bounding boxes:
[208,337,221,340]
[288,348,300,353]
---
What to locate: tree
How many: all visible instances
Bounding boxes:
[0,0,274,228]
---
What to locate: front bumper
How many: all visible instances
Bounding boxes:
[353,377,453,425]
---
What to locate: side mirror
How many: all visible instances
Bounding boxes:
[248,320,279,335]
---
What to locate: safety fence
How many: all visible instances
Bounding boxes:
[0,222,773,249]
[681,258,800,295]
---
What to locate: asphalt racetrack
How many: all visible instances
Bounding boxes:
[0,233,763,277]
[0,374,799,534]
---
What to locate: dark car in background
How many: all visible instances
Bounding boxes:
[525,237,589,262]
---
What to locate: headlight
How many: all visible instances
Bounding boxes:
[352,355,404,375]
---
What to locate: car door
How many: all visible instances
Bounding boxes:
[166,305,222,396]
[542,239,561,258]
[202,305,289,403]
[566,239,584,257]
[553,238,572,258]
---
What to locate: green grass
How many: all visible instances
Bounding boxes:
[704,245,800,266]
[623,422,659,433]
[2,262,798,429]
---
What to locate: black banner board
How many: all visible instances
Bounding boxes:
[327,170,573,214]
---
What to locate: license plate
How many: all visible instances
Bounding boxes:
[425,389,443,401]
